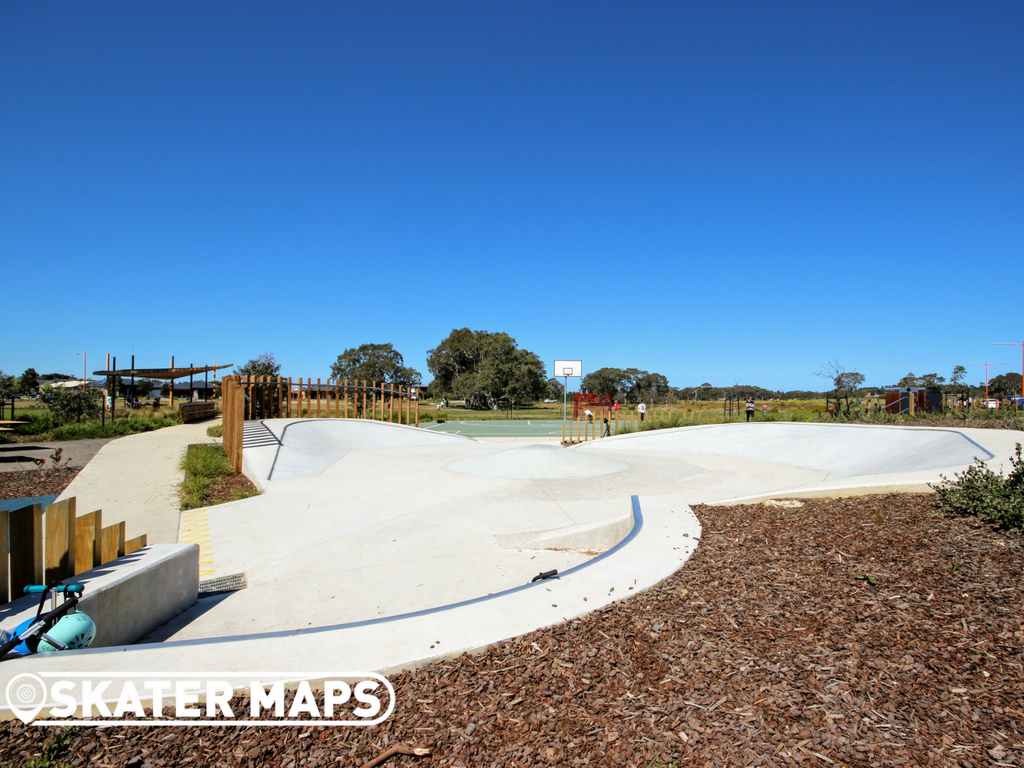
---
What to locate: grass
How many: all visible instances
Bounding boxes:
[179,443,260,509]
[179,444,232,509]
[206,423,223,438]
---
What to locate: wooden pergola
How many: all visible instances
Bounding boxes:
[92,363,233,408]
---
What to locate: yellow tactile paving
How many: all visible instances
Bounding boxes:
[178,509,216,578]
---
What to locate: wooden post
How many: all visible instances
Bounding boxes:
[75,510,102,573]
[362,380,368,419]
[44,497,76,583]
[343,379,349,419]
[10,503,43,596]
[125,534,148,554]
[99,521,126,564]
[562,421,566,444]
[277,376,283,419]
[169,355,175,410]
[316,378,322,418]
[0,508,8,604]
[415,388,419,426]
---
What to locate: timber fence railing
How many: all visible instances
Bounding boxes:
[221,376,420,472]
[0,497,147,605]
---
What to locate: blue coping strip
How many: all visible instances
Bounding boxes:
[0,494,58,512]
[68,495,645,654]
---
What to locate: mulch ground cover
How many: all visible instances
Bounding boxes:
[0,468,81,503]
[202,470,260,506]
[3,493,1022,767]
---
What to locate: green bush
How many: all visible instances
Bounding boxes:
[206,424,224,438]
[44,386,101,424]
[931,443,1024,530]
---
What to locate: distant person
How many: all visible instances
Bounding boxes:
[638,401,647,424]
[613,401,620,411]
[746,397,755,422]
[580,385,588,395]
[584,408,594,421]
[762,403,768,416]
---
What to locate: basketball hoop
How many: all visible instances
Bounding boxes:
[554,360,582,421]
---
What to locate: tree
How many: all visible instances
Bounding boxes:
[20,368,39,393]
[0,371,16,403]
[581,367,672,403]
[917,373,946,388]
[427,328,548,409]
[330,343,420,385]
[988,372,1023,398]
[44,385,101,424]
[545,378,565,401]
[950,365,967,387]
[235,353,282,379]
[814,361,864,398]
[633,372,670,404]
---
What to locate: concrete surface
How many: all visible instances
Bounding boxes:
[55,421,221,544]
[3,418,1021,712]
[0,544,199,651]
[447,443,631,479]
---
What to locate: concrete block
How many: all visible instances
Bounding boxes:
[0,543,199,650]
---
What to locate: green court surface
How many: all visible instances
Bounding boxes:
[418,419,581,438]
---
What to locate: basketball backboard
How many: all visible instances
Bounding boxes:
[554,360,582,378]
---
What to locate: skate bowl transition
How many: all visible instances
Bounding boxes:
[2,418,1021,707]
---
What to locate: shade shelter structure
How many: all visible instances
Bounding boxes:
[93,360,233,413]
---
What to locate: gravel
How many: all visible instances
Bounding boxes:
[3,492,1022,767]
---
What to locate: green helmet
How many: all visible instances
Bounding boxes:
[37,611,96,653]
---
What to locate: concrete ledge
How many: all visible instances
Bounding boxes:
[496,512,633,552]
[0,543,199,650]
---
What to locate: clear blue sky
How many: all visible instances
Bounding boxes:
[3,2,1022,391]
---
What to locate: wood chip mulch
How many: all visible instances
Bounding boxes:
[3,493,1022,767]
[202,470,260,507]
[0,467,81,504]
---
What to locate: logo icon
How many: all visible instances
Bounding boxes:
[5,673,47,724]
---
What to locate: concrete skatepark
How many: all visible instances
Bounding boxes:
[2,416,1022,712]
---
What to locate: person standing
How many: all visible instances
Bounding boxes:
[746,397,755,422]
[638,401,647,424]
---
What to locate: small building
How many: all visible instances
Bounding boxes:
[884,386,942,414]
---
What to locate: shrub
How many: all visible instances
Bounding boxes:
[44,386,101,424]
[930,443,1024,530]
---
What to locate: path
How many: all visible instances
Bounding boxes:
[55,419,222,545]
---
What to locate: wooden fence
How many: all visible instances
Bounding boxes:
[561,407,720,444]
[0,497,147,605]
[221,375,421,473]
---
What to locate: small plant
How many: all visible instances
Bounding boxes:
[17,727,77,768]
[206,423,224,438]
[49,447,72,474]
[947,556,961,572]
[930,443,1024,530]
[874,513,885,524]
[854,573,878,586]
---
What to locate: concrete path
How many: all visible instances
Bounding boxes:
[55,420,221,545]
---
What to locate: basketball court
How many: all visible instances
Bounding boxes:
[419,419,572,439]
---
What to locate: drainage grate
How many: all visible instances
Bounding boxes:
[198,572,248,597]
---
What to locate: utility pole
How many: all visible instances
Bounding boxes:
[969,361,1006,401]
[77,352,86,389]
[994,341,1024,396]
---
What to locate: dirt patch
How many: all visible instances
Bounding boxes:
[204,470,260,506]
[0,467,81,503]
[3,493,1022,767]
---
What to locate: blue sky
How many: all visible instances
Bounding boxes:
[3,2,1022,391]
